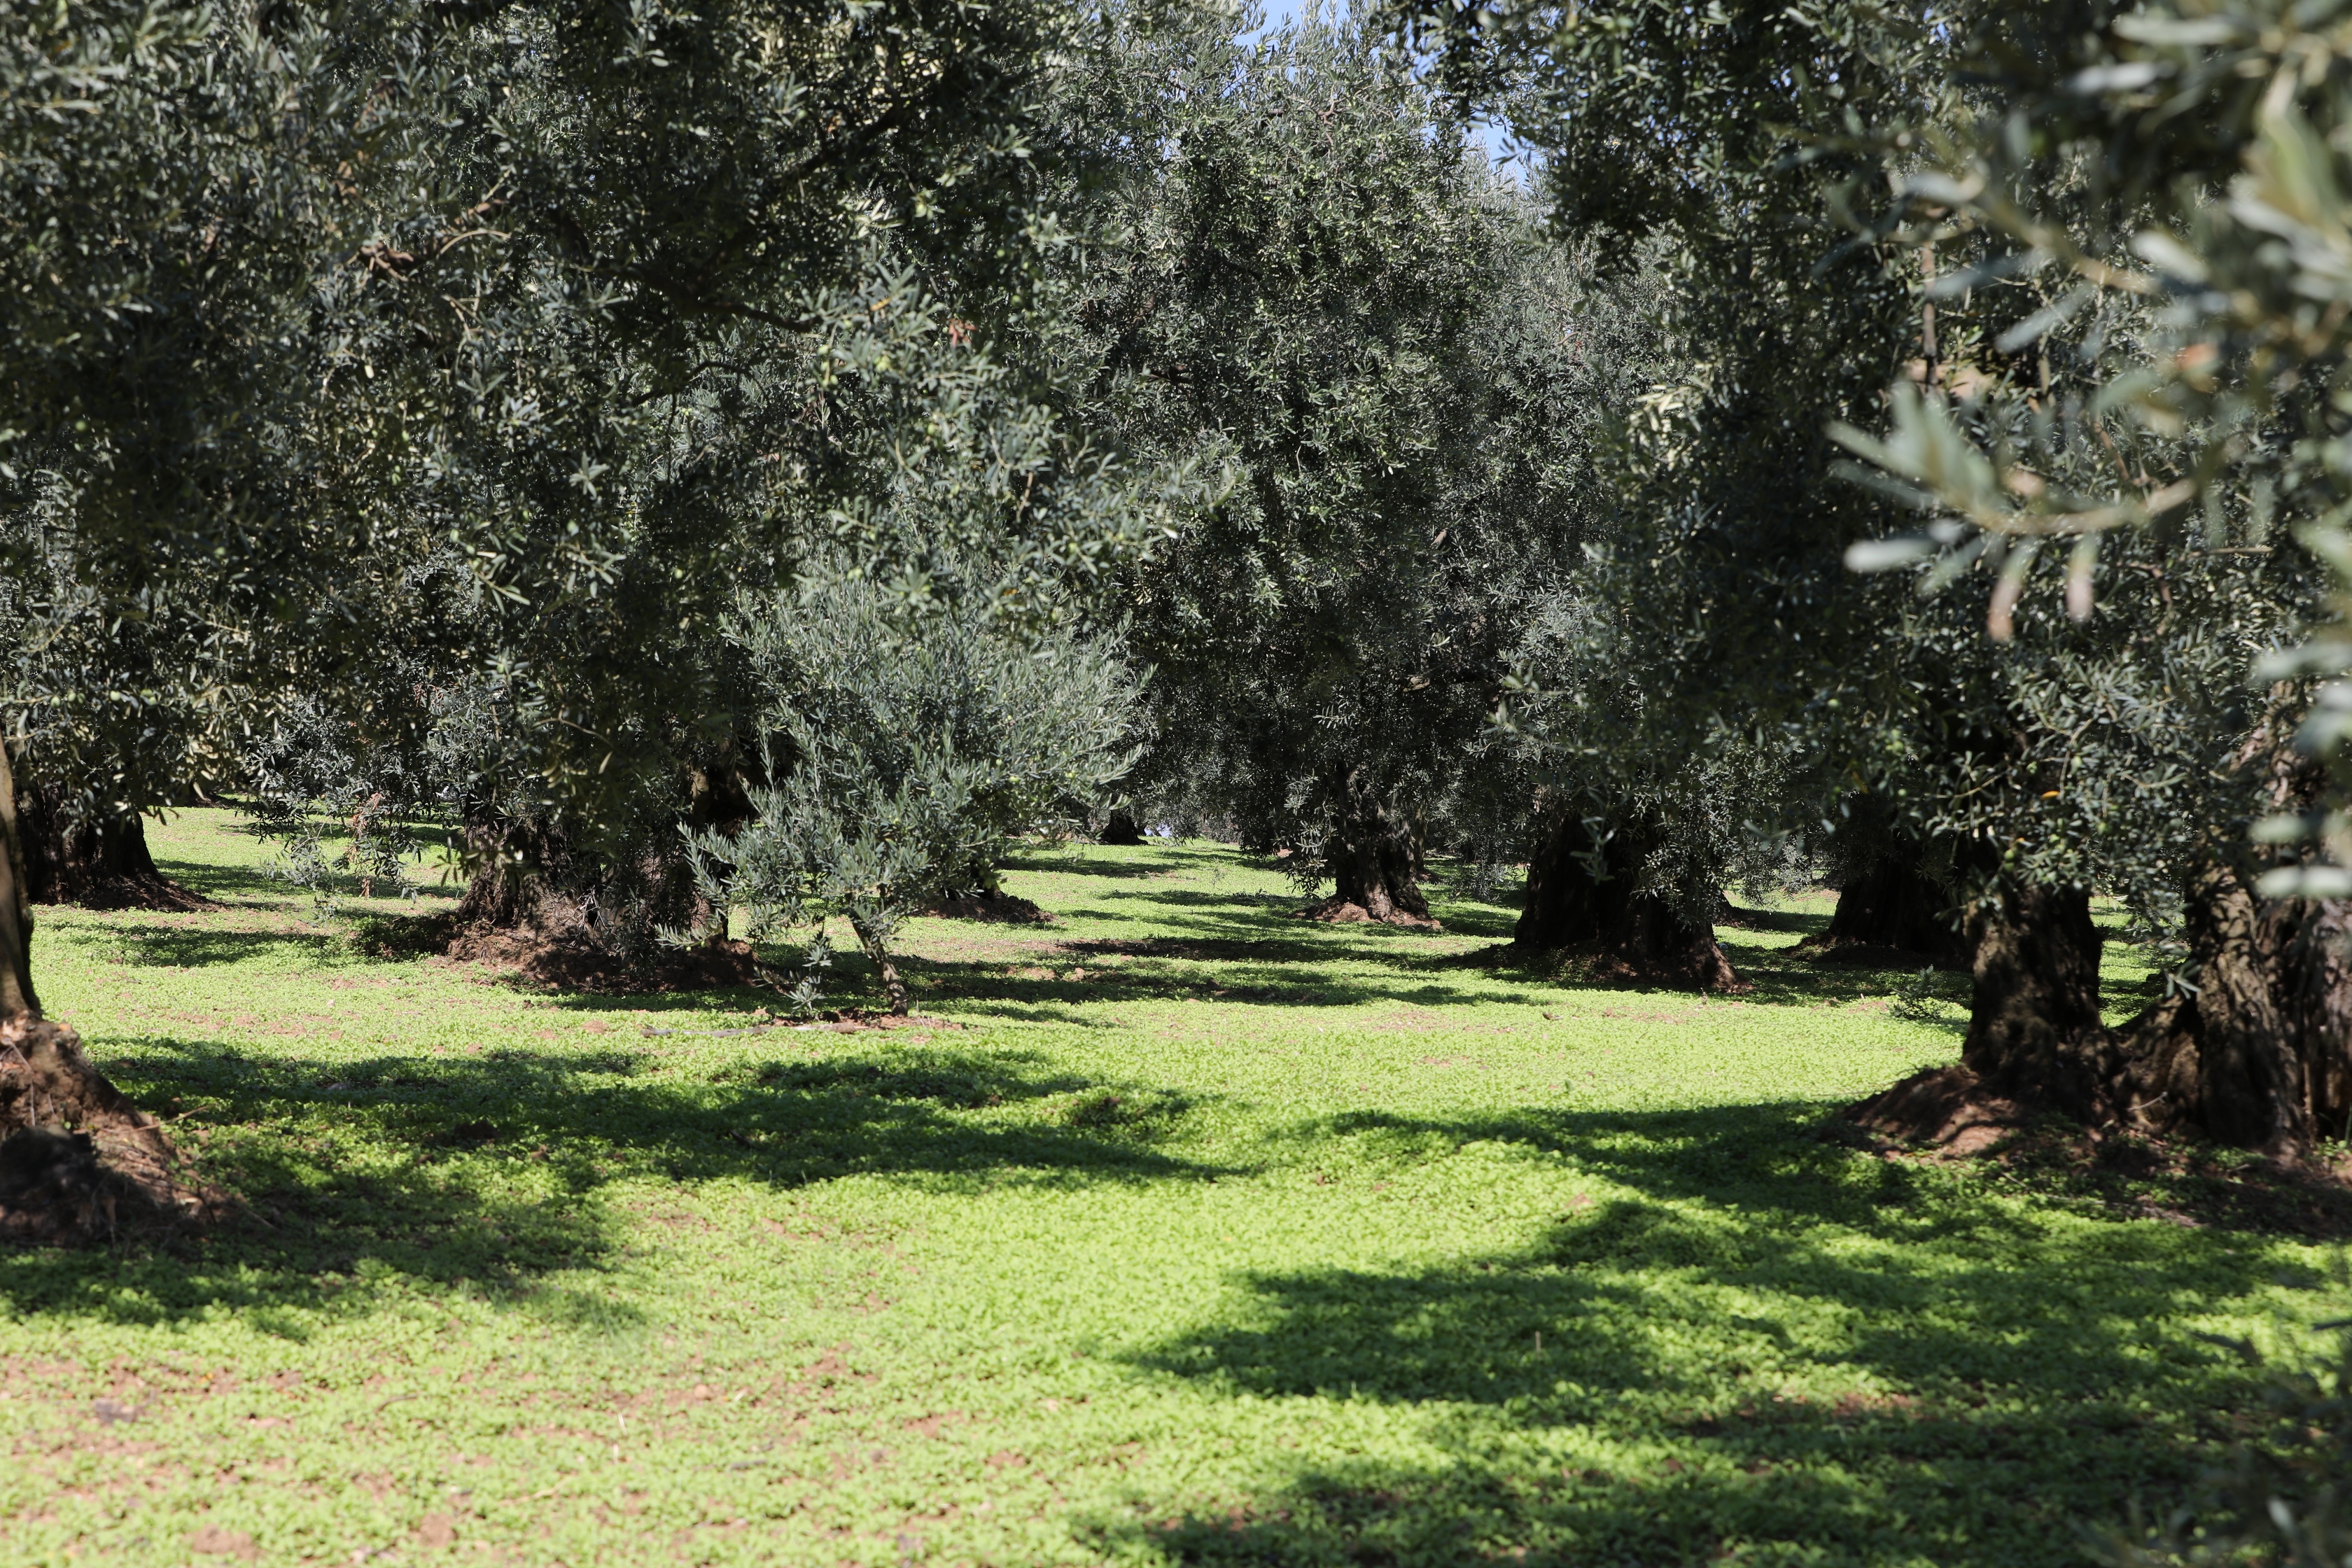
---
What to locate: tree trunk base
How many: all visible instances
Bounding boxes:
[0,1018,202,1243]
[1858,859,2352,1163]
[1534,934,1745,993]
[18,789,212,912]
[1840,1065,2037,1156]
[1100,810,1146,846]
[1294,893,1441,930]
[925,889,1053,925]
[1800,827,1968,967]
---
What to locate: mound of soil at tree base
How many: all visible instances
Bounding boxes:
[41,872,216,914]
[1836,1064,2352,1236]
[439,923,768,993]
[1293,895,1442,931]
[1840,1065,2033,1156]
[0,1019,211,1244]
[924,890,1054,924]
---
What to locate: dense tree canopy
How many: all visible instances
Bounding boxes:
[1,0,2348,1308]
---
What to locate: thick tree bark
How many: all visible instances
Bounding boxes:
[454,816,565,930]
[1960,876,2113,1116]
[13,780,193,909]
[2110,855,2352,1157]
[849,914,911,1015]
[0,748,184,1240]
[0,745,40,1021]
[1100,809,1146,846]
[1513,812,1740,990]
[1816,852,1969,964]
[1297,765,1436,928]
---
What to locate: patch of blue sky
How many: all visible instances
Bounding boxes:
[1236,0,1527,174]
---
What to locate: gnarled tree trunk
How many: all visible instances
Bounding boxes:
[1960,875,2113,1116]
[1513,812,1739,990]
[2111,855,2351,1157]
[1296,764,1436,928]
[453,815,566,930]
[1100,809,1146,846]
[14,780,197,911]
[1817,852,1969,965]
[1861,849,2352,1161]
[0,746,186,1240]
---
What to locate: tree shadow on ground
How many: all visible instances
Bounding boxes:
[0,1040,1224,1330]
[900,950,1520,1016]
[57,918,348,970]
[143,857,312,904]
[1104,1100,2286,1568]
[1003,846,1244,881]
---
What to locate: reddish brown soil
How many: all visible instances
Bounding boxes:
[0,1019,215,1245]
[1293,895,1441,931]
[923,892,1054,925]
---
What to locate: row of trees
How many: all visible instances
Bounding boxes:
[4,0,2348,1176]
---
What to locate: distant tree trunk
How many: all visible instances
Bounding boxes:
[1817,853,1969,963]
[14,782,181,908]
[2109,854,2352,1157]
[1959,874,2112,1114]
[0,746,40,1022]
[1297,764,1436,928]
[848,913,911,1015]
[454,816,564,930]
[1100,809,1145,846]
[1513,812,1739,990]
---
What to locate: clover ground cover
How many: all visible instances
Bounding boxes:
[0,810,2342,1565]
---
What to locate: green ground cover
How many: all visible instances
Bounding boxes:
[1,809,2344,1566]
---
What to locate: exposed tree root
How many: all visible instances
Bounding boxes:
[0,1018,210,1245]
[42,872,216,913]
[1840,1065,2034,1157]
[1293,894,1441,930]
[1837,1063,2352,1237]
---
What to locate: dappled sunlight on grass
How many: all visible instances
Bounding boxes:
[0,813,2339,1566]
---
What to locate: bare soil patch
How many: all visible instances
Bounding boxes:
[1293,895,1440,930]
[923,891,1054,925]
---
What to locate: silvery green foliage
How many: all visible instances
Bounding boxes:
[0,0,1160,860]
[243,699,435,921]
[1041,6,1638,873]
[682,573,1140,992]
[1398,0,2323,930]
[1773,0,2352,895]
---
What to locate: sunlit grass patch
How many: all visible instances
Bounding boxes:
[0,811,2340,1565]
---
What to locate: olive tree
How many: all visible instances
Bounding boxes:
[685,573,1141,1014]
[1044,6,1637,926]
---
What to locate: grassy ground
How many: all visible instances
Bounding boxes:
[1,809,2344,1567]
